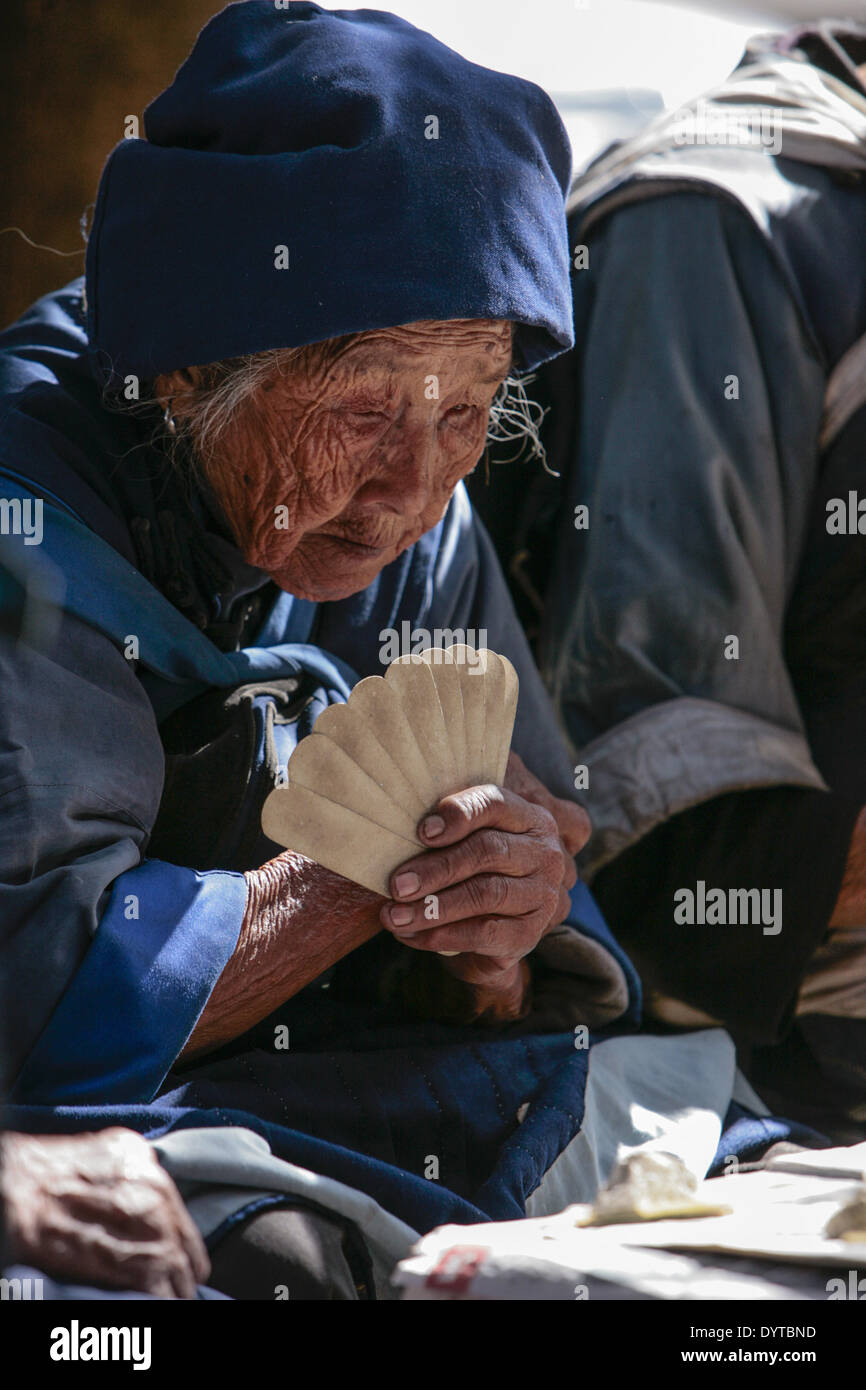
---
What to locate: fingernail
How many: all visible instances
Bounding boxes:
[389,904,414,927]
[393,871,420,897]
[422,815,445,839]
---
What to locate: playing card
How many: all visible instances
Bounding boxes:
[286,732,419,841]
[309,701,427,822]
[496,653,519,784]
[451,644,490,786]
[345,673,442,812]
[418,645,467,778]
[386,654,461,797]
[261,644,521,955]
[262,781,419,897]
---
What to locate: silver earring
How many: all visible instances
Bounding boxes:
[163,398,177,435]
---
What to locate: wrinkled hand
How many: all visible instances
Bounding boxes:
[380,752,591,1020]
[0,1128,210,1299]
[503,751,591,863]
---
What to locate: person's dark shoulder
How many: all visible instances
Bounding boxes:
[568,147,866,369]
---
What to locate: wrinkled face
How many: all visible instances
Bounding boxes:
[165,319,512,601]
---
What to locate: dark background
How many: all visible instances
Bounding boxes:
[1,0,225,330]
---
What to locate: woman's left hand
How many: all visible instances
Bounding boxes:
[0,1129,210,1299]
[380,752,591,1020]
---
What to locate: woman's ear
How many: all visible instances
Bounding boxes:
[153,366,199,408]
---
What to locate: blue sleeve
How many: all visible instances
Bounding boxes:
[11,860,245,1105]
[0,600,245,1104]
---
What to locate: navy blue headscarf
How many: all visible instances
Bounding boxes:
[84,1,574,388]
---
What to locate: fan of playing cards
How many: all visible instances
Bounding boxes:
[261,645,518,897]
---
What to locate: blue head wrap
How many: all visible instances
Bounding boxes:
[84,1,574,386]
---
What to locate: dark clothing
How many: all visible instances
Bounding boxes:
[591,788,859,1045]
[471,24,866,1045]
[207,1201,378,1301]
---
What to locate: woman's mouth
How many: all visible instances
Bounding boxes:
[315,531,390,557]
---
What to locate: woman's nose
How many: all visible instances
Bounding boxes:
[360,416,436,513]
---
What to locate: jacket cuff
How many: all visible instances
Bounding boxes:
[575,696,828,880]
[9,862,246,1106]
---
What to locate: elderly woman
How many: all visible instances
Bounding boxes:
[0,3,638,1296]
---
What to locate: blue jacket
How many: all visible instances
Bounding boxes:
[0,279,635,1106]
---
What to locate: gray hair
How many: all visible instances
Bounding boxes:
[165,347,307,472]
[486,372,553,474]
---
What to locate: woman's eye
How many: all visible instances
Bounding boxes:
[341,408,389,428]
[442,404,479,427]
